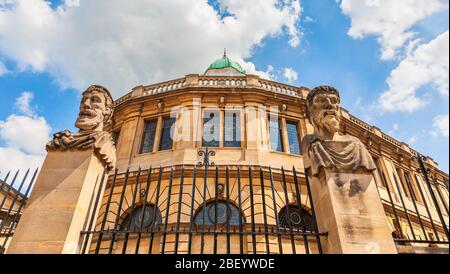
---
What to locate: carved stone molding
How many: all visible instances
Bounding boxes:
[157,99,164,112]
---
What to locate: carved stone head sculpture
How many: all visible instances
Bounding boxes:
[306,85,341,139]
[75,85,114,132]
[302,86,376,177]
[47,85,116,170]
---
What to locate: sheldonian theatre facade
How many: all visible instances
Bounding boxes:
[1,54,448,254]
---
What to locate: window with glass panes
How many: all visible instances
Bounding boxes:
[140,120,157,153]
[268,115,283,152]
[202,111,220,147]
[224,111,241,147]
[286,121,300,154]
[159,117,175,150]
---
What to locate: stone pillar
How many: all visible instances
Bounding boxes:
[309,169,397,254]
[7,150,106,254]
[244,104,260,150]
[7,85,116,254]
[302,85,397,254]
[116,116,139,167]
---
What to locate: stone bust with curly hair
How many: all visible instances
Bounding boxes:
[47,85,116,170]
[302,85,376,177]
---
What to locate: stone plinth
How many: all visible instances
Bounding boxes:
[7,150,105,254]
[309,170,397,254]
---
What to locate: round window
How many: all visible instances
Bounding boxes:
[120,205,162,231]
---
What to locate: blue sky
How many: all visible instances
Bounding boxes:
[0,0,448,174]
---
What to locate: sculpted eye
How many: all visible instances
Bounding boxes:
[315,97,325,104]
[91,96,101,103]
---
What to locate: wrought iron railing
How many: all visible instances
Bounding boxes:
[79,159,326,254]
[1,151,448,254]
[0,169,38,254]
[377,153,449,249]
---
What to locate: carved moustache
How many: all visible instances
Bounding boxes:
[313,109,340,131]
[321,112,340,133]
[79,109,98,119]
[321,110,338,119]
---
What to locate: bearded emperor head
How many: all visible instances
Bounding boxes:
[306,85,341,137]
[75,85,114,132]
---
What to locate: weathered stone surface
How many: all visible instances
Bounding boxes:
[396,245,449,254]
[302,86,397,254]
[302,86,376,177]
[46,85,116,170]
[7,150,105,254]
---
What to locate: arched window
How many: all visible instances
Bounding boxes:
[278,205,315,232]
[120,205,162,231]
[194,201,244,226]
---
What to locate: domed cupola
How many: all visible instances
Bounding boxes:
[204,50,246,76]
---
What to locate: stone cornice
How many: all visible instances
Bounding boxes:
[340,109,448,179]
[114,74,309,108]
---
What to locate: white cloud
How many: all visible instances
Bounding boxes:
[0,60,8,75]
[0,92,50,174]
[0,0,302,97]
[378,31,449,112]
[431,114,449,137]
[262,64,277,80]
[304,16,314,23]
[15,91,35,116]
[64,0,79,7]
[283,67,298,82]
[0,114,50,155]
[338,0,447,60]
[408,136,417,144]
[387,123,399,136]
[0,147,45,176]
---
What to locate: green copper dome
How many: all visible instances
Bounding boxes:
[205,52,246,75]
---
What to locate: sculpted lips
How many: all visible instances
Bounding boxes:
[322,110,337,118]
[79,109,97,119]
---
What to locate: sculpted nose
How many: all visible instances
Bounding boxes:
[81,98,91,109]
[324,99,333,109]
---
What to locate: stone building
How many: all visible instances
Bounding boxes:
[3,54,449,254]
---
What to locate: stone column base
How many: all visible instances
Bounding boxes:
[310,170,397,254]
[7,150,105,254]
